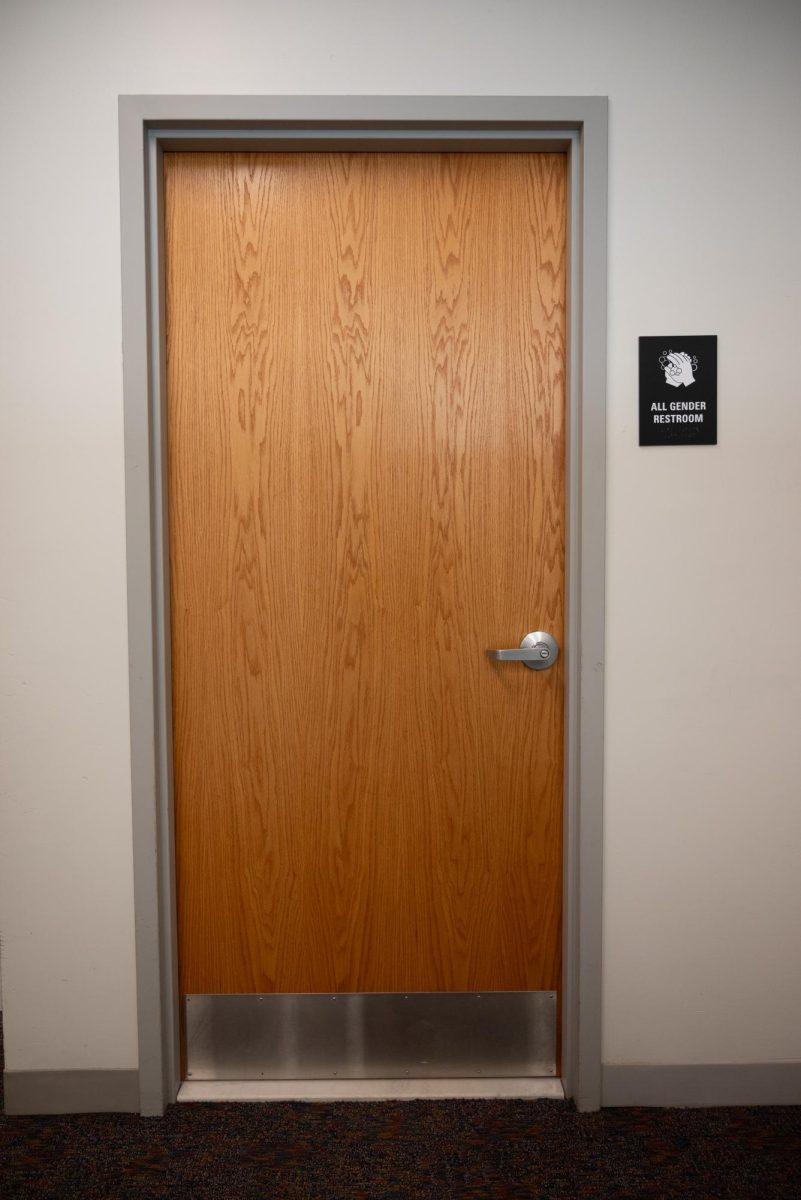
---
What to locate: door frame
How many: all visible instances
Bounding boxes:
[118,95,608,1115]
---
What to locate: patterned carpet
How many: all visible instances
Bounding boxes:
[3,1093,801,1198]
[2,1026,800,1198]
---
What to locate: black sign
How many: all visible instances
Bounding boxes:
[639,335,717,446]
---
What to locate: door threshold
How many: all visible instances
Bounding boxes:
[178,1077,565,1103]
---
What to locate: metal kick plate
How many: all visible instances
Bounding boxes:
[185,991,557,1080]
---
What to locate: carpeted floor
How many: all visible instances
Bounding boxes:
[3,1095,801,1199]
[2,1029,800,1198]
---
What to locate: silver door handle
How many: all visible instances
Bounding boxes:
[488,631,560,671]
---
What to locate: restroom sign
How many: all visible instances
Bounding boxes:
[639,335,717,446]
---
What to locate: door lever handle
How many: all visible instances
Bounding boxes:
[488,631,560,671]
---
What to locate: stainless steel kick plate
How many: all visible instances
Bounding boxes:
[185,991,557,1080]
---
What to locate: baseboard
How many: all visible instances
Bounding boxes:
[602,1062,801,1108]
[3,1068,140,1115]
[6,1062,799,1113]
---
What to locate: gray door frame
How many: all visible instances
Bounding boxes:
[118,95,608,1116]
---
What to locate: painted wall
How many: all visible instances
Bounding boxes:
[1,0,800,1080]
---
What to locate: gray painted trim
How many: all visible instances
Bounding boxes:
[569,102,608,1115]
[119,100,168,1118]
[156,129,574,151]
[119,104,180,1119]
[120,93,605,128]
[4,1069,140,1115]
[603,1063,801,1108]
[147,129,183,1114]
[119,95,608,1116]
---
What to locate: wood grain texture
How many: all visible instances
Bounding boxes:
[165,152,566,995]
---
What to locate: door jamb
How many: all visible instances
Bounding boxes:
[118,95,608,1115]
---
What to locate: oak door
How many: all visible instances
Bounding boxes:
[165,151,566,999]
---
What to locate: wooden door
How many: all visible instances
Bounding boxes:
[166,152,566,999]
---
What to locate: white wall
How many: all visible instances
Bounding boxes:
[2,0,800,1078]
